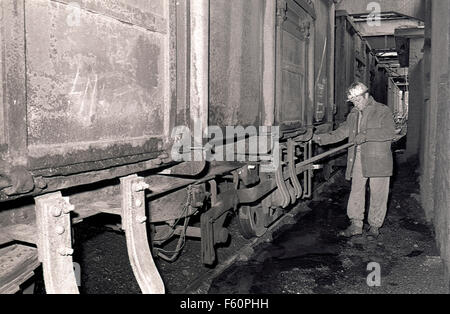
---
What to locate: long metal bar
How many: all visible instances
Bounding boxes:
[288,139,302,198]
[238,142,353,204]
[296,142,354,169]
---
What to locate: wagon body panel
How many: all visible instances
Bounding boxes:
[209,0,265,127]
[209,0,320,133]
[275,0,315,130]
[1,0,176,178]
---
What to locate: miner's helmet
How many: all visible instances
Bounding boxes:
[346,82,369,103]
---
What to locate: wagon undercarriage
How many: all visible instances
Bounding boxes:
[0,131,354,294]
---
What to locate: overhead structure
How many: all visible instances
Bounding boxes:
[335,0,423,108]
[335,0,425,21]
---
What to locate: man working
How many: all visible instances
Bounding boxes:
[313,82,396,239]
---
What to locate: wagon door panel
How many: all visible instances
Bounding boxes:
[276,0,313,131]
[209,0,264,127]
[24,0,173,172]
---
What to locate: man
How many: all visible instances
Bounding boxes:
[313,82,396,239]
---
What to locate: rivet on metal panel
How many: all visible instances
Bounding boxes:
[136,216,147,224]
[63,204,75,214]
[153,158,163,165]
[51,207,62,217]
[58,247,74,256]
[35,177,48,189]
[134,182,150,192]
[62,198,75,214]
[55,226,65,235]
[135,199,143,208]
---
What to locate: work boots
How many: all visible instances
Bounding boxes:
[338,223,363,237]
[366,226,380,240]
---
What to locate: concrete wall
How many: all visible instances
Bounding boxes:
[420,0,432,180]
[420,0,446,219]
[432,0,450,288]
[405,37,424,158]
[418,0,450,288]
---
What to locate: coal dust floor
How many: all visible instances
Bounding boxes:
[31,159,448,294]
[209,160,448,294]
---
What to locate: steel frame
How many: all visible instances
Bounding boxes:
[120,175,165,294]
[35,192,79,294]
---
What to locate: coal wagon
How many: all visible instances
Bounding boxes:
[334,10,389,126]
[0,0,340,294]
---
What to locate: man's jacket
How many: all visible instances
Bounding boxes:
[319,97,396,180]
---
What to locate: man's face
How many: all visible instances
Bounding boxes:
[348,93,369,111]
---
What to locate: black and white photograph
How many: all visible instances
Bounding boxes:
[0,0,449,302]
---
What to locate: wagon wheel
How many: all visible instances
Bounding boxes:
[237,204,268,239]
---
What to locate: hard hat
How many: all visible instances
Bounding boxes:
[346,82,369,101]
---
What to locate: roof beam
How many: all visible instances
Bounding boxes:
[336,0,425,21]
[352,18,423,37]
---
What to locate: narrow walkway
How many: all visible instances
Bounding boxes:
[209,158,448,294]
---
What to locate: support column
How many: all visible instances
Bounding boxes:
[190,0,209,161]
[263,0,276,126]
[35,192,79,294]
[327,1,336,125]
[121,175,165,294]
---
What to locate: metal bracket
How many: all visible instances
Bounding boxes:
[276,0,288,24]
[275,150,290,208]
[200,210,215,265]
[34,192,79,294]
[1,166,35,196]
[120,175,165,294]
[209,180,218,205]
[288,139,303,199]
[201,209,229,265]
[201,185,237,265]
[302,141,313,199]
[285,180,297,204]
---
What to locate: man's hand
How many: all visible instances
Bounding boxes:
[354,133,367,145]
[312,134,323,146]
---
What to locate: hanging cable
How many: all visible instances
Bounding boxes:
[153,186,195,262]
